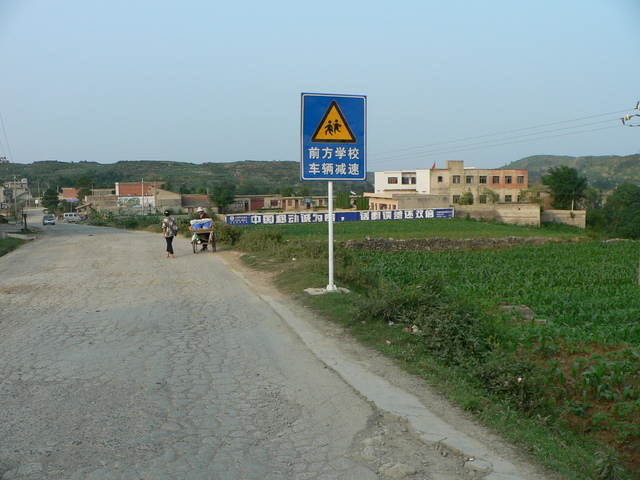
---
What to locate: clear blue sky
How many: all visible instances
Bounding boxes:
[1,0,639,171]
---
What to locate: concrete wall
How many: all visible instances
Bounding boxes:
[396,194,450,209]
[454,203,541,226]
[541,209,586,228]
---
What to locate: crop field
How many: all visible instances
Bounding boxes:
[352,239,640,472]
[354,241,640,345]
[245,216,585,241]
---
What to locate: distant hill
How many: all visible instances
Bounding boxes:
[502,154,640,191]
[4,155,637,196]
[0,160,373,196]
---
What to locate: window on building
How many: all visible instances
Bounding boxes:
[517,175,524,184]
[492,176,500,184]
[465,176,474,184]
[270,200,278,207]
[452,195,460,204]
[402,177,411,184]
[411,177,417,184]
[388,177,398,184]
[437,176,443,183]
[505,195,512,202]
[479,195,487,204]
[479,176,487,184]
[505,176,512,184]
[452,175,461,184]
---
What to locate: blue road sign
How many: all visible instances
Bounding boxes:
[301,93,367,181]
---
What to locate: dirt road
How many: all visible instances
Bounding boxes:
[0,215,555,479]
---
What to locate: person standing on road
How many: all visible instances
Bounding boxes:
[195,207,209,251]
[162,210,178,258]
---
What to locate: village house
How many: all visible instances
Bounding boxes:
[1,177,31,209]
[366,160,529,210]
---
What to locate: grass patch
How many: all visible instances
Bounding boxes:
[0,237,26,257]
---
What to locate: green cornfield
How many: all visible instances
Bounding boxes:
[353,240,640,469]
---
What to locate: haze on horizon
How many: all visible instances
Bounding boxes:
[1,1,639,171]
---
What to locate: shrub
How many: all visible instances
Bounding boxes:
[116,216,139,230]
[475,350,546,412]
[88,210,108,227]
[237,228,284,253]
[355,196,370,210]
[352,280,550,412]
[215,223,242,245]
[352,282,436,325]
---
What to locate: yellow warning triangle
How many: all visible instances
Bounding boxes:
[311,100,356,143]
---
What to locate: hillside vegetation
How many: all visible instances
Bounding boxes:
[3,154,640,197]
[0,160,370,196]
[503,154,640,191]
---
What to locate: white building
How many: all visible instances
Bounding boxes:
[366,160,529,210]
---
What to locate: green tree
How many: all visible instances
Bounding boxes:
[75,175,93,201]
[238,181,259,195]
[335,191,352,209]
[210,180,236,214]
[541,165,587,210]
[298,185,311,197]
[479,188,499,203]
[280,186,295,197]
[41,187,60,210]
[602,183,640,238]
[355,196,369,210]
[459,190,474,205]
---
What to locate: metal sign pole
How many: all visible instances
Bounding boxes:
[326,181,337,291]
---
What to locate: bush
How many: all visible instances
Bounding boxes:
[352,282,434,325]
[114,214,161,230]
[215,223,242,245]
[88,210,108,227]
[474,350,546,412]
[237,228,284,253]
[351,281,549,413]
[116,216,139,230]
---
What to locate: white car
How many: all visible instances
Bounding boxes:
[42,214,56,225]
[63,213,81,223]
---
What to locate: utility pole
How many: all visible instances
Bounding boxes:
[621,102,640,284]
[12,174,17,223]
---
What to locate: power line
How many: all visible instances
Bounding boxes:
[370,124,621,164]
[370,120,620,164]
[369,108,630,159]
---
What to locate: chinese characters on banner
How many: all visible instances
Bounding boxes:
[225,208,454,226]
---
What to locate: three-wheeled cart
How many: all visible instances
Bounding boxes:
[191,229,216,253]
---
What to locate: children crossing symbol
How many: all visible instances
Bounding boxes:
[311,100,356,143]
